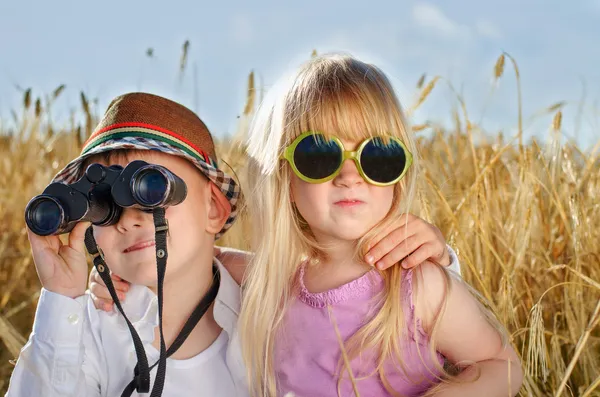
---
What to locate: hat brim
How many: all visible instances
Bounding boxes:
[52,136,241,239]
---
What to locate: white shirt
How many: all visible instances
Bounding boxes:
[5,258,248,397]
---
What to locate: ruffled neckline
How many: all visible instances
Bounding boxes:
[297,264,382,308]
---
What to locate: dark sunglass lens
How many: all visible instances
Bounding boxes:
[361,138,407,183]
[293,134,342,180]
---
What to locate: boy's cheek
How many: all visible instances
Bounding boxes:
[91,230,108,251]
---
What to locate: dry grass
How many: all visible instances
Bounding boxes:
[1,53,599,396]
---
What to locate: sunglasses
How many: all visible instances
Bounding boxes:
[281,132,413,186]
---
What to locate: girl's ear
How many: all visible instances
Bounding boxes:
[205,182,231,235]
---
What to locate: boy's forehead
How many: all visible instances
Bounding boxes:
[99,150,178,167]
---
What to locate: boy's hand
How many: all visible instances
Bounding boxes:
[27,221,91,299]
[364,213,450,270]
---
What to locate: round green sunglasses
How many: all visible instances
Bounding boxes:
[281,131,413,186]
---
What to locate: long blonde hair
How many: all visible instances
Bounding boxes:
[239,53,501,396]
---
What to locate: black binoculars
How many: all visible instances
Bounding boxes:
[25,160,187,236]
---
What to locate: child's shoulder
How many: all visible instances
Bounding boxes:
[405,261,453,334]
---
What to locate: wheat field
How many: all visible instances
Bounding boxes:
[0,53,599,396]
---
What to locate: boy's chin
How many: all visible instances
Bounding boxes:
[111,260,160,288]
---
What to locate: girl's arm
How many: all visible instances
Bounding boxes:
[414,262,523,396]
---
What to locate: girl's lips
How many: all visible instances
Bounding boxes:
[123,240,156,253]
[334,199,364,207]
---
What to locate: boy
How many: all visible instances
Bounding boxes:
[6,92,247,396]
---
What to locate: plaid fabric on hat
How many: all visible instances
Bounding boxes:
[54,136,240,240]
[52,93,241,239]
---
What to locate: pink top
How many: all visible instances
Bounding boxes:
[274,266,445,397]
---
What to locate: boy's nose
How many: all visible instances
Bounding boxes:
[116,208,146,233]
[333,158,363,187]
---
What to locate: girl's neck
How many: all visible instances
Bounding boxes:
[150,250,222,360]
[312,232,363,268]
[304,235,373,293]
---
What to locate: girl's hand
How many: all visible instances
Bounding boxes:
[27,222,91,299]
[365,213,451,270]
[89,267,131,312]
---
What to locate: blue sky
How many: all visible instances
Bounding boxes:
[1,0,599,148]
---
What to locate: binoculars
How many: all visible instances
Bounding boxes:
[25,160,187,236]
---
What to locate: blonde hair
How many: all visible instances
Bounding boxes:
[239,53,504,396]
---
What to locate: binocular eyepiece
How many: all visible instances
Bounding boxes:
[25,160,187,236]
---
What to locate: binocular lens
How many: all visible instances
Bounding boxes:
[133,169,169,207]
[26,197,64,236]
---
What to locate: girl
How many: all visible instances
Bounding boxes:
[239,53,523,396]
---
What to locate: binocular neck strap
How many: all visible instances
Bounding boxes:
[83,208,221,397]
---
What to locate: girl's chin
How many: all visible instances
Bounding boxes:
[318,232,369,244]
[326,225,374,241]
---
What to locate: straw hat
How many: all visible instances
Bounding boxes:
[53,92,241,239]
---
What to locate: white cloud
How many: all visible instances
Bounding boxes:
[475,19,502,39]
[411,2,470,39]
[319,22,405,60]
[230,14,254,44]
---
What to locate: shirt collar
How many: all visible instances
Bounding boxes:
[212,257,241,335]
[112,257,241,340]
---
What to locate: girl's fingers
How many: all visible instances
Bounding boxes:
[89,282,111,300]
[89,281,127,301]
[111,273,123,282]
[111,280,130,293]
[92,268,129,291]
[91,294,114,312]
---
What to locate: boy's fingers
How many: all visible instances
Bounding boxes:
[367,213,413,251]
[373,252,402,270]
[27,226,60,253]
[375,234,422,270]
[367,215,424,258]
[68,222,92,255]
[400,243,433,269]
[368,228,421,266]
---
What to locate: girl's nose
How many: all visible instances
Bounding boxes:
[332,158,363,187]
